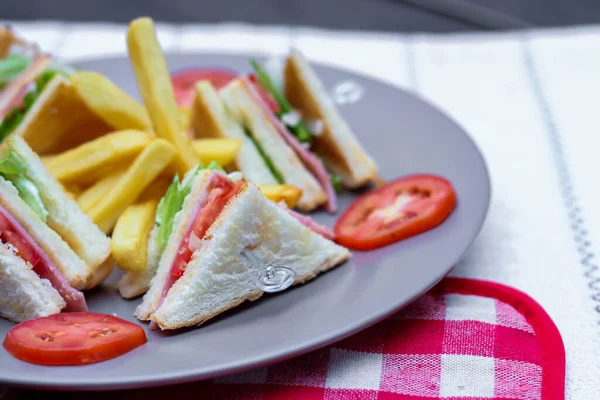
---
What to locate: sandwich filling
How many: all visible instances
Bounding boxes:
[0,204,86,312]
[157,172,244,309]
[243,76,338,212]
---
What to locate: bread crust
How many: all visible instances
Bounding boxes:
[14,75,112,155]
[284,51,378,188]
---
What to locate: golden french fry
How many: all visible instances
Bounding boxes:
[127,17,200,173]
[110,177,169,272]
[87,139,176,234]
[179,106,191,131]
[111,199,158,272]
[72,71,152,131]
[138,176,172,202]
[77,168,127,212]
[259,184,303,209]
[192,138,241,167]
[45,130,151,184]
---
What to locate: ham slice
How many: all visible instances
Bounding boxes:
[0,54,50,120]
[277,202,335,240]
[0,204,87,312]
[242,77,338,213]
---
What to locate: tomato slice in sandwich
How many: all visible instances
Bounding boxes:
[172,68,238,107]
[158,174,245,308]
[334,174,457,251]
[3,313,147,366]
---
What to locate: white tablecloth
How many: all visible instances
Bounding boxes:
[2,20,599,399]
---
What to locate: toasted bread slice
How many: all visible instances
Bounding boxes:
[191,81,277,185]
[284,50,378,188]
[0,27,17,58]
[13,75,112,155]
[3,135,112,289]
[220,79,327,211]
[135,169,216,319]
[142,181,349,330]
[0,242,65,323]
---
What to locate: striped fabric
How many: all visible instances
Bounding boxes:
[0,21,598,398]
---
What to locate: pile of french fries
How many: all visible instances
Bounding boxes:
[40,17,302,273]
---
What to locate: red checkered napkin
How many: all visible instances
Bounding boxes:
[8,278,565,400]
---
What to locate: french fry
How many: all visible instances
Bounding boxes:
[87,139,176,234]
[77,168,126,212]
[258,184,303,209]
[127,17,200,173]
[179,106,191,131]
[72,71,152,131]
[110,178,170,272]
[45,130,151,185]
[192,138,241,167]
[111,200,157,272]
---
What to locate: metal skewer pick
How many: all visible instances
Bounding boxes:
[241,249,296,293]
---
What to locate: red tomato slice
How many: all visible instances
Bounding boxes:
[334,174,457,251]
[3,313,147,366]
[247,74,280,113]
[171,68,238,107]
[0,212,41,268]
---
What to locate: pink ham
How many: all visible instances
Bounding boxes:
[242,77,338,213]
[277,203,335,240]
[0,54,50,120]
[0,204,87,312]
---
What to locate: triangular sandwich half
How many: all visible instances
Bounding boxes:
[0,135,112,290]
[135,169,349,330]
[284,50,378,188]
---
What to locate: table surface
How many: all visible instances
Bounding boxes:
[0,20,599,399]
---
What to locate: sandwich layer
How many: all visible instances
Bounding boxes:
[136,169,216,320]
[0,203,85,314]
[0,175,91,290]
[0,243,65,323]
[193,81,276,185]
[5,135,112,288]
[221,79,327,211]
[151,183,350,330]
[284,50,378,188]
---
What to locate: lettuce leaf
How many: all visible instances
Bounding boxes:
[249,60,312,144]
[331,175,344,194]
[0,55,29,90]
[0,151,48,221]
[154,162,229,252]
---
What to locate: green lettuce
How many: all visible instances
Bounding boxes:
[247,133,284,184]
[249,60,312,144]
[331,175,344,194]
[0,151,48,221]
[154,162,225,252]
[0,55,29,90]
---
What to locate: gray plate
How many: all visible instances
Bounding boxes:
[0,54,490,391]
